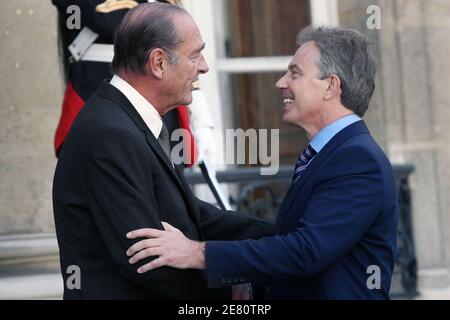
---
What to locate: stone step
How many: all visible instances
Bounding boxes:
[0,273,63,300]
[0,233,58,260]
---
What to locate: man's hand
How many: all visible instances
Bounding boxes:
[126,222,206,273]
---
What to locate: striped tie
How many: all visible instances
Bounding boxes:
[292,144,317,184]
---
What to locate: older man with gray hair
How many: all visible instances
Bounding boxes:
[126,26,399,300]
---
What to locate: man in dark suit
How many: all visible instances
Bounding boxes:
[52,3,271,299]
[126,26,399,300]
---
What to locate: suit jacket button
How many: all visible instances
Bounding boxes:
[239,276,246,283]
[227,278,233,284]
[221,278,227,285]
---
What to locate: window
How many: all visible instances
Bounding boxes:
[184,0,339,166]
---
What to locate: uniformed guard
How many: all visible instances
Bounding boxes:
[52,0,198,166]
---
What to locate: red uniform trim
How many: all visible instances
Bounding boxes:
[54,81,85,156]
[177,105,198,167]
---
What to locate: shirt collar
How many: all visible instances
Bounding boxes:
[310,114,362,153]
[110,74,163,139]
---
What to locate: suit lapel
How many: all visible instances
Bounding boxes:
[275,120,371,232]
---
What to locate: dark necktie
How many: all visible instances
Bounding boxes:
[292,144,317,184]
[158,123,171,160]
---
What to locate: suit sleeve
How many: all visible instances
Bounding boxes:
[204,146,385,288]
[87,127,208,296]
[196,199,274,241]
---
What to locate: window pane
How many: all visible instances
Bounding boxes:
[225,0,311,58]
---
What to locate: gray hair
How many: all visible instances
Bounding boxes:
[112,3,188,74]
[297,26,377,117]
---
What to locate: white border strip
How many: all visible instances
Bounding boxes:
[216,56,292,73]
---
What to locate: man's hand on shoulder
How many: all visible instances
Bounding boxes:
[126,222,206,272]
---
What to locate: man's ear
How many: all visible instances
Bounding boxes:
[323,74,342,100]
[146,48,165,80]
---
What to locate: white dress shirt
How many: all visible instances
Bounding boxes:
[110,74,163,139]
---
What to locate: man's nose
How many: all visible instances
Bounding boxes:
[198,54,209,74]
[275,74,287,89]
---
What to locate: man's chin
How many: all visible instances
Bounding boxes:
[182,95,193,106]
[281,111,293,125]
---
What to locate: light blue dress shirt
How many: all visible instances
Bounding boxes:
[309,114,362,162]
